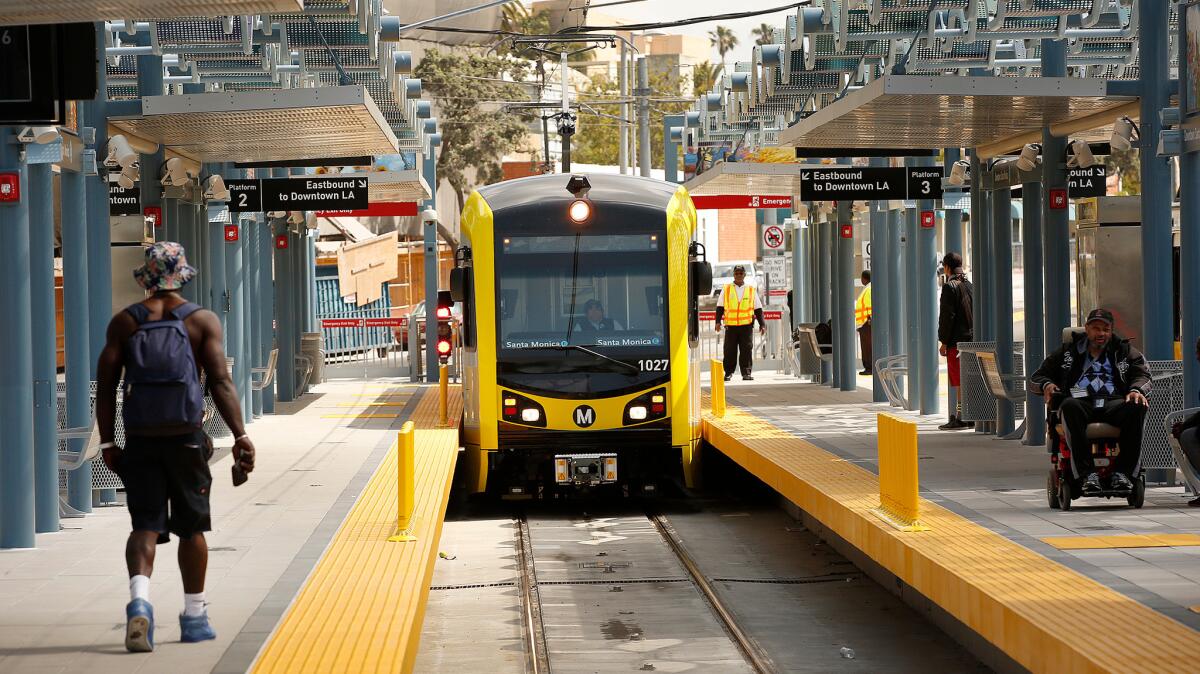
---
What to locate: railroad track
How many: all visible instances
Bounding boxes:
[513,510,776,674]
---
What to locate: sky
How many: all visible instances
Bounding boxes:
[562,0,796,66]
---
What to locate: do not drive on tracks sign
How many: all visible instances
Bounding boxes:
[261,176,368,212]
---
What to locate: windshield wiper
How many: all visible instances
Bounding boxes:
[551,344,641,375]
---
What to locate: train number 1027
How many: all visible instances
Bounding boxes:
[638,359,669,372]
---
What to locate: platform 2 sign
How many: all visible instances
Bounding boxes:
[261,176,368,212]
[1068,165,1106,199]
[109,183,141,216]
[800,167,946,201]
[226,179,262,213]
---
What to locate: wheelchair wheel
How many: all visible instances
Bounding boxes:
[1047,470,1061,509]
[1059,478,1072,511]
[1128,475,1145,509]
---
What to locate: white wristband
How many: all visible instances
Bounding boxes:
[234,434,248,442]
[99,441,117,450]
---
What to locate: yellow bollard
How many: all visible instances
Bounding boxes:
[439,363,448,427]
[872,413,928,532]
[387,421,418,542]
[710,359,726,418]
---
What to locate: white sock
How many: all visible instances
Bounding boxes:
[130,575,150,603]
[184,592,207,617]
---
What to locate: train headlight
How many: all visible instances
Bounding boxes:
[568,199,591,224]
[521,408,541,423]
[627,405,648,421]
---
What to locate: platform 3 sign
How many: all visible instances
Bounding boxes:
[261,176,368,211]
[800,167,943,201]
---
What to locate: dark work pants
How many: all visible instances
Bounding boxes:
[723,324,754,377]
[857,319,872,373]
[1059,397,1147,478]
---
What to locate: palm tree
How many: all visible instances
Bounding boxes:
[692,61,718,95]
[751,23,775,46]
[708,25,739,78]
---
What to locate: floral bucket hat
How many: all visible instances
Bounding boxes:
[133,241,197,291]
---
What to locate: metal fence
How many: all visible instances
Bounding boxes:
[695,306,793,371]
[957,342,1026,425]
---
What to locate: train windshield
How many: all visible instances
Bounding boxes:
[496,233,667,355]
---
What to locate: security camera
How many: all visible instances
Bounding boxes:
[117,165,139,189]
[947,160,970,186]
[106,134,138,169]
[1015,143,1041,172]
[266,210,287,219]
[17,126,60,144]
[161,157,191,186]
[1067,139,1096,169]
[420,208,438,224]
[203,174,229,201]
[287,211,306,226]
[1110,116,1138,152]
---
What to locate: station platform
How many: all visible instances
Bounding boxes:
[704,374,1200,673]
[0,375,460,674]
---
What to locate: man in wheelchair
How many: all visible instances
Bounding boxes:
[1030,309,1151,496]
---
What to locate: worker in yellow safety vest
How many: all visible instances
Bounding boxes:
[715,265,766,381]
[855,270,873,374]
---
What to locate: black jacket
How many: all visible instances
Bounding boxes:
[1029,332,1152,398]
[937,274,973,348]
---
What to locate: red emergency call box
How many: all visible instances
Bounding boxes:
[1049,188,1068,210]
[840,224,853,239]
[0,172,20,203]
[144,206,163,228]
[275,234,289,249]
[224,224,239,242]
[920,211,935,228]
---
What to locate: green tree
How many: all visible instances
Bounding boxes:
[709,25,739,77]
[415,50,534,211]
[751,23,776,46]
[574,70,690,171]
[1104,147,1141,196]
[692,61,718,95]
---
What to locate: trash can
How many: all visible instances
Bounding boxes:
[301,332,325,386]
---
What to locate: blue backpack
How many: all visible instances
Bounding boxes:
[122,302,206,432]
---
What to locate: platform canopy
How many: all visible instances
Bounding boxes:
[111,86,399,163]
[0,0,302,25]
[365,169,430,202]
[683,162,825,197]
[778,76,1136,156]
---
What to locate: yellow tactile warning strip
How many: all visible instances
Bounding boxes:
[1042,534,1200,550]
[702,406,1200,674]
[250,386,463,674]
[319,413,401,419]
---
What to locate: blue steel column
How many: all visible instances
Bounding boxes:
[85,24,113,371]
[274,216,296,402]
[244,216,256,414]
[260,218,276,413]
[1042,39,1072,344]
[663,114,684,183]
[29,161,59,533]
[836,199,856,392]
[791,218,810,326]
[977,186,994,341]
[248,218,263,417]
[969,152,984,336]
[869,195,887,402]
[1022,181,1046,443]
[423,140,440,382]
[817,220,832,383]
[62,163,92,512]
[225,214,247,417]
[917,157,939,415]
[828,214,842,388]
[195,202,210,309]
[306,232,317,333]
[904,195,919,411]
[136,32,164,248]
[1182,11,1200,408]
[944,148,964,255]
[0,129,35,547]
[887,207,905,400]
[1139,0,1173,358]
[992,186,1015,434]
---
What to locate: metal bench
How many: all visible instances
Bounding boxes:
[793,325,832,381]
[1166,408,1200,495]
[976,351,1027,440]
[253,348,280,391]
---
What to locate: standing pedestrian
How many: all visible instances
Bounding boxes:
[95,242,256,652]
[855,270,872,375]
[715,265,766,381]
[938,252,974,430]
[1171,337,1200,506]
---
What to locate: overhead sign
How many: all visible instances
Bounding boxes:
[0,27,33,104]
[315,202,419,218]
[226,179,262,213]
[800,167,946,201]
[261,176,368,212]
[691,195,792,210]
[109,183,141,216]
[763,225,784,249]
[1068,165,1107,198]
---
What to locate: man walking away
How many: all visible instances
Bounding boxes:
[938,253,974,430]
[95,242,256,653]
[855,270,873,375]
[715,265,766,381]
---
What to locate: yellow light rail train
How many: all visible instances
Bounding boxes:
[450,173,713,496]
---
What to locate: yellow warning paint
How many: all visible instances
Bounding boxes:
[320,413,400,419]
[1042,534,1200,550]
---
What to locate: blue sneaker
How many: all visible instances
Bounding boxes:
[125,598,155,652]
[179,610,217,643]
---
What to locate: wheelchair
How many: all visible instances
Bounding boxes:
[1045,395,1145,511]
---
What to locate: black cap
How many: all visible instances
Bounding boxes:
[732,265,746,272]
[1086,308,1114,326]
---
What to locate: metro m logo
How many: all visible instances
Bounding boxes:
[573,405,596,428]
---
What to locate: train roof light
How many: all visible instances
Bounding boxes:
[568,199,592,224]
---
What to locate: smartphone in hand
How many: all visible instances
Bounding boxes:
[232,448,249,487]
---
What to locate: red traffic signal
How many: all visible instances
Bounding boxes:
[436,339,452,355]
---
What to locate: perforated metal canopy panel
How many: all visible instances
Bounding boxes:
[778,75,1132,150]
[111,85,399,162]
[683,162,823,197]
[365,169,430,202]
[0,0,302,26]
